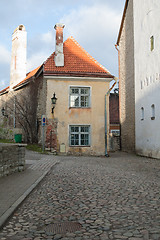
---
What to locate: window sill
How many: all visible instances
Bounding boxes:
[69,107,91,109]
[69,145,90,148]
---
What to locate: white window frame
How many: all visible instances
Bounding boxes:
[69,86,91,108]
[69,125,91,147]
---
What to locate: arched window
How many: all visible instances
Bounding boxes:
[151,104,155,120]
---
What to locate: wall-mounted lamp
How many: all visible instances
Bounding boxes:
[51,93,57,114]
[1,107,8,118]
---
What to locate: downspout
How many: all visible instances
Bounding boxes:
[105,77,118,157]
[115,43,121,150]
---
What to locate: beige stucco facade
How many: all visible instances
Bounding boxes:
[45,77,110,155]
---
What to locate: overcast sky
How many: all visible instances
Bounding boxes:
[0,0,125,91]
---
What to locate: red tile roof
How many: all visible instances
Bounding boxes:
[13,65,42,89]
[0,86,9,95]
[44,36,114,78]
[0,36,113,93]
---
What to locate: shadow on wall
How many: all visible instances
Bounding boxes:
[119,0,135,153]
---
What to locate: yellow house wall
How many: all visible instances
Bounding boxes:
[46,78,110,155]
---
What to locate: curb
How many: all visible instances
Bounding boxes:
[0,160,59,229]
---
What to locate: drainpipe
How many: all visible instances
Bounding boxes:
[115,43,121,150]
[105,77,118,157]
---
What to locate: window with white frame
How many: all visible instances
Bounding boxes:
[151,104,155,120]
[69,87,90,108]
[69,125,90,146]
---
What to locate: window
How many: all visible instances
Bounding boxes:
[141,107,144,120]
[69,87,90,108]
[150,36,154,51]
[151,104,155,120]
[111,130,120,136]
[70,125,90,146]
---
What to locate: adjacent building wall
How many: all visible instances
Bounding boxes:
[0,74,46,144]
[119,0,135,152]
[133,0,160,158]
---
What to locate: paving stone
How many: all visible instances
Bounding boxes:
[0,152,160,239]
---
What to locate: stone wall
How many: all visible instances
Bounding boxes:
[119,0,135,152]
[0,143,25,177]
[109,134,120,152]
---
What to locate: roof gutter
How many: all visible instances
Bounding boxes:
[105,77,118,157]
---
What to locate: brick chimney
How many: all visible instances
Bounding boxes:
[10,25,27,90]
[54,23,65,67]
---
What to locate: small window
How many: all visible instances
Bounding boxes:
[150,36,154,51]
[69,125,90,146]
[111,130,120,136]
[141,107,144,120]
[69,87,90,108]
[151,104,155,120]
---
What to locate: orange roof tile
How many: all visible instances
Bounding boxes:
[13,65,42,89]
[44,37,113,78]
[0,86,9,95]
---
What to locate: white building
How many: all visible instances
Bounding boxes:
[117,0,160,158]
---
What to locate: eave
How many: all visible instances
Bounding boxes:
[0,86,9,96]
[44,71,114,79]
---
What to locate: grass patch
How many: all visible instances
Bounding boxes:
[26,144,48,154]
[0,139,14,143]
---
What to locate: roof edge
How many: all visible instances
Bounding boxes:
[116,0,129,45]
[13,65,43,90]
[44,71,114,79]
[0,86,9,96]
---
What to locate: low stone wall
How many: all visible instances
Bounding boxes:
[0,143,26,177]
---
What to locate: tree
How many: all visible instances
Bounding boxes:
[3,81,39,144]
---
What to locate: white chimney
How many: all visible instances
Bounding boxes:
[54,23,65,67]
[10,25,27,89]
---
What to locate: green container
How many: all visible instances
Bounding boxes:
[14,134,22,143]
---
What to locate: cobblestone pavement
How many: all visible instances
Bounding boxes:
[0,152,160,240]
[25,150,59,171]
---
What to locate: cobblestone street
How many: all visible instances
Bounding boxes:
[0,152,160,240]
